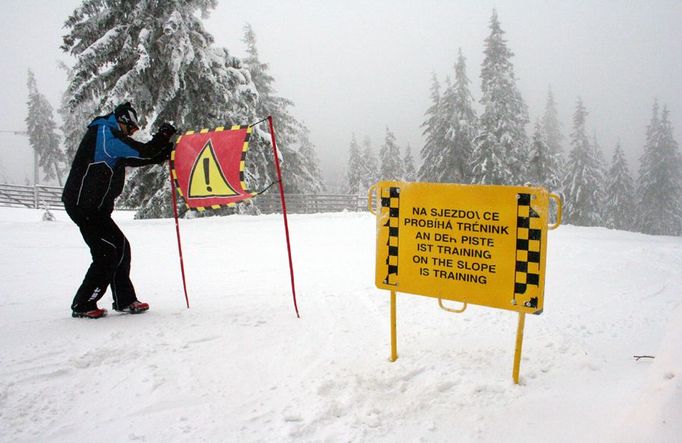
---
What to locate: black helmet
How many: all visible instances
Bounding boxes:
[114,102,139,129]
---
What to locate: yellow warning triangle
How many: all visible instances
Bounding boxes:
[188,140,238,198]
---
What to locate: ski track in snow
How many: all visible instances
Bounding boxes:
[0,208,681,442]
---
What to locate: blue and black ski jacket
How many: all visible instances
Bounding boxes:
[62,113,172,213]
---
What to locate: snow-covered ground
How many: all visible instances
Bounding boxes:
[1,207,680,442]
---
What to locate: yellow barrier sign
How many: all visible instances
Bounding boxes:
[374,181,551,314]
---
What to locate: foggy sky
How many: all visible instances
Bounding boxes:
[1,0,681,187]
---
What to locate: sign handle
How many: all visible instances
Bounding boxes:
[390,290,398,362]
[548,193,563,230]
[512,311,526,384]
[437,298,468,313]
[367,184,378,215]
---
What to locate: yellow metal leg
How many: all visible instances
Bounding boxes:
[390,290,398,362]
[513,312,526,384]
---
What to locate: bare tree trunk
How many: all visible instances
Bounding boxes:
[53,161,63,187]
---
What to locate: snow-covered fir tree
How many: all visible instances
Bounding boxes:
[283,124,325,194]
[242,23,320,200]
[25,70,65,185]
[562,98,603,226]
[604,142,635,230]
[470,10,529,185]
[346,134,363,194]
[379,128,403,181]
[542,86,564,158]
[527,119,561,191]
[636,102,682,235]
[418,74,444,182]
[299,125,326,193]
[591,132,608,221]
[243,23,297,137]
[61,1,259,218]
[403,144,417,181]
[58,62,97,165]
[636,101,661,231]
[445,49,478,183]
[418,50,477,184]
[360,137,378,190]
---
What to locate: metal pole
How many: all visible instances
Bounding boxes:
[267,116,300,318]
[513,311,526,384]
[168,161,190,309]
[390,290,398,362]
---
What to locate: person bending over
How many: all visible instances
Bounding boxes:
[62,102,176,319]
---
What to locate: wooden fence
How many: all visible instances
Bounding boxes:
[0,183,64,209]
[254,192,369,214]
[0,183,371,214]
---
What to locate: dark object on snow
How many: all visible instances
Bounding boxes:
[633,355,655,361]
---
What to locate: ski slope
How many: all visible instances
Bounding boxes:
[0,207,680,442]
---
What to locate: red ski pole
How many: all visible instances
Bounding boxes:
[267,116,300,318]
[168,160,190,309]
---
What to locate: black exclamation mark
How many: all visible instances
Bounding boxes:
[203,158,212,192]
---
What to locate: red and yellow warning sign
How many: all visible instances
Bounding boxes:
[171,126,255,210]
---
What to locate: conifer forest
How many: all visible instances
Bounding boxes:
[15,2,682,235]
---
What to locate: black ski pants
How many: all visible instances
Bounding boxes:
[66,207,137,312]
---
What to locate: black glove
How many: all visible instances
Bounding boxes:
[160,142,174,161]
[158,122,177,139]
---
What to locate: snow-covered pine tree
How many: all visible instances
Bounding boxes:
[444,49,477,183]
[418,74,445,182]
[604,142,635,230]
[433,77,460,179]
[283,124,325,194]
[403,144,417,181]
[346,134,363,194]
[242,23,317,200]
[61,1,259,218]
[418,51,477,184]
[562,98,603,226]
[25,70,66,186]
[360,136,378,190]
[379,128,403,181]
[591,132,608,222]
[528,119,561,190]
[636,103,682,235]
[636,101,661,231]
[298,125,326,193]
[471,10,529,185]
[58,62,97,165]
[542,86,564,158]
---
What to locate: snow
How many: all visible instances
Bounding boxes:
[1,207,681,442]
